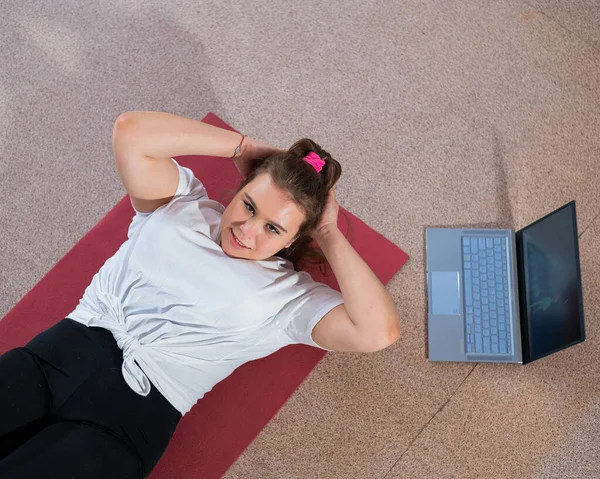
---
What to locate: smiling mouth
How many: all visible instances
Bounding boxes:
[231,229,250,249]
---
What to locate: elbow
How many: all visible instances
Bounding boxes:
[383,317,401,348]
[112,112,142,154]
[114,111,149,134]
[114,111,137,132]
[360,316,401,353]
[388,318,401,344]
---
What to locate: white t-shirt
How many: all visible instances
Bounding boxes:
[68,159,344,415]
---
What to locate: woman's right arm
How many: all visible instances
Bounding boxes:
[114,111,245,160]
[112,111,245,213]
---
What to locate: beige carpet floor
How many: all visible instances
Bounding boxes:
[1,0,599,477]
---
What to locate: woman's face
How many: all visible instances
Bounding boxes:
[220,173,305,260]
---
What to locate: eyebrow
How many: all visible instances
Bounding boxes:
[244,193,289,234]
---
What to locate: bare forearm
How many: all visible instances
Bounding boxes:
[316,227,400,339]
[117,111,242,159]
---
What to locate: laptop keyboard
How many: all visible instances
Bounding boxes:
[462,237,512,355]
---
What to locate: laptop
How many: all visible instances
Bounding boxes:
[426,201,585,364]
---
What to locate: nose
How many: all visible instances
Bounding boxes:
[239,218,260,240]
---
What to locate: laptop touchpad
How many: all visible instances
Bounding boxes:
[431,271,461,316]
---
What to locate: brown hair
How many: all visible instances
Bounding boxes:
[236,138,342,270]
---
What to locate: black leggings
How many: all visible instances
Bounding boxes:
[0,319,181,478]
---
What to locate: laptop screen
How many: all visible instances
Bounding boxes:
[516,201,585,363]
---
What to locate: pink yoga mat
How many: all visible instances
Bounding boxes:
[0,113,409,478]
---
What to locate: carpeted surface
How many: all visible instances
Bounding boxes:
[1,0,599,477]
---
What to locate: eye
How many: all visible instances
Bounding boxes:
[267,224,280,234]
[243,201,255,214]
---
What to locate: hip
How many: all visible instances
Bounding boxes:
[24,318,181,474]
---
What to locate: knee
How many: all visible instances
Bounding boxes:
[0,347,47,386]
[0,347,51,409]
[1,347,39,366]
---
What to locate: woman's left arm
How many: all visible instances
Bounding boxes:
[311,190,401,353]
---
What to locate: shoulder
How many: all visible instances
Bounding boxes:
[171,159,208,200]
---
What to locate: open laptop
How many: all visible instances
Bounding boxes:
[426,201,585,364]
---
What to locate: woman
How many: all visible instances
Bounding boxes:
[0,111,401,478]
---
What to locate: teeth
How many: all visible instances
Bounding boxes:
[233,232,246,248]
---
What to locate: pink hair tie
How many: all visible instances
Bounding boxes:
[303,152,325,173]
